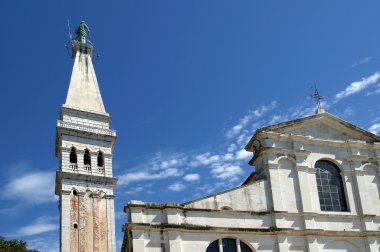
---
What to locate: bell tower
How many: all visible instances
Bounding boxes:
[55,21,117,252]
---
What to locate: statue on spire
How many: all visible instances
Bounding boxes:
[75,21,90,44]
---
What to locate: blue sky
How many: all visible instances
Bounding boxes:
[1,1,380,251]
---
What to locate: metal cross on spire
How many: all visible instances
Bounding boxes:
[310,85,324,110]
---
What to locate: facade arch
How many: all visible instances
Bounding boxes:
[314,159,348,212]
[275,156,297,166]
[312,157,343,172]
[324,239,362,252]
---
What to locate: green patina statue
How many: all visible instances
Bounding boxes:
[75,21,90,43]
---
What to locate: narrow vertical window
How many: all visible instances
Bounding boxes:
[69,147,78,170]
[84,149,91,172]
[315,160,348,212]
[70,147,77,164]
[97,151,104,167]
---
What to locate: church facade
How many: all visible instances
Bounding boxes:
[122,110,380,252]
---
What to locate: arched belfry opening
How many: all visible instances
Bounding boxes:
[69,147,78,170]
[97,151,105,173]
[70,147,77,163]
[84,149,91,171]
[97,151,104,167]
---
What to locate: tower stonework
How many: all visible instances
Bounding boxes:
[55,28,117,252]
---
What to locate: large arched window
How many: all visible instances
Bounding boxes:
[315,160,347,212]
[206,238,253,252]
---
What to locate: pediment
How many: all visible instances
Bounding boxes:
[265,113,379,142]
[246,113,380,151]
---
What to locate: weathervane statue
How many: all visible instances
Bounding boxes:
[75,20,90,44]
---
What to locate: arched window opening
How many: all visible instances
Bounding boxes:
[97,151,105,174]
[97,152,104,167]
[69,147,78,170]
[206,240,219,252]
[206,238,253,252]
[70,147,77,163]
[222,239,237,252]
[84,149,91,172]
[315,160,348,212]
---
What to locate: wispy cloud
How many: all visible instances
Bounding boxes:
[119,168,182,185]
[168,182,186,192]
[183,173,200,181]
[366,83,380,96]
[14,216,58,237]
[226,101,277,139]
[334,72,380,101]
[210,164,244,180]
[2,171,56,204]
[368,123,380,135]
[351,57,371,68]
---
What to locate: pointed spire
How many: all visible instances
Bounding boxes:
[64,22,106,114]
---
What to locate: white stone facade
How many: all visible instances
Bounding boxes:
[122,112,380,252]
[55,42,117,252]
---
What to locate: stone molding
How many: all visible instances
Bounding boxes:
[123,223,380,237]
[258,131,378,150]
[56,171,117,186]
[57,120,116,137]
[60,190,115,199]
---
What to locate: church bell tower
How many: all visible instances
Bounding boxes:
[55,21,117,252]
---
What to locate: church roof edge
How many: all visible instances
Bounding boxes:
[245,112,380,152]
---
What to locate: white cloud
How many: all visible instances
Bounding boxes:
[226,101,277,138]
[2,171,55,204]
[223,153,234,160]
[351,57,371,68]
[15,216,58,237]
[366,83,380,96]
[343,107,355,117]
[125,186,146,195]
[210,164,244,180]
[168,183,186,192]
[227,143,237,153]
[335,72,380,101]
[190,152,220,167]
[183,173,200,181]
[235,149,251,160]
[118,168,182,185]
[368,123,380,135]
